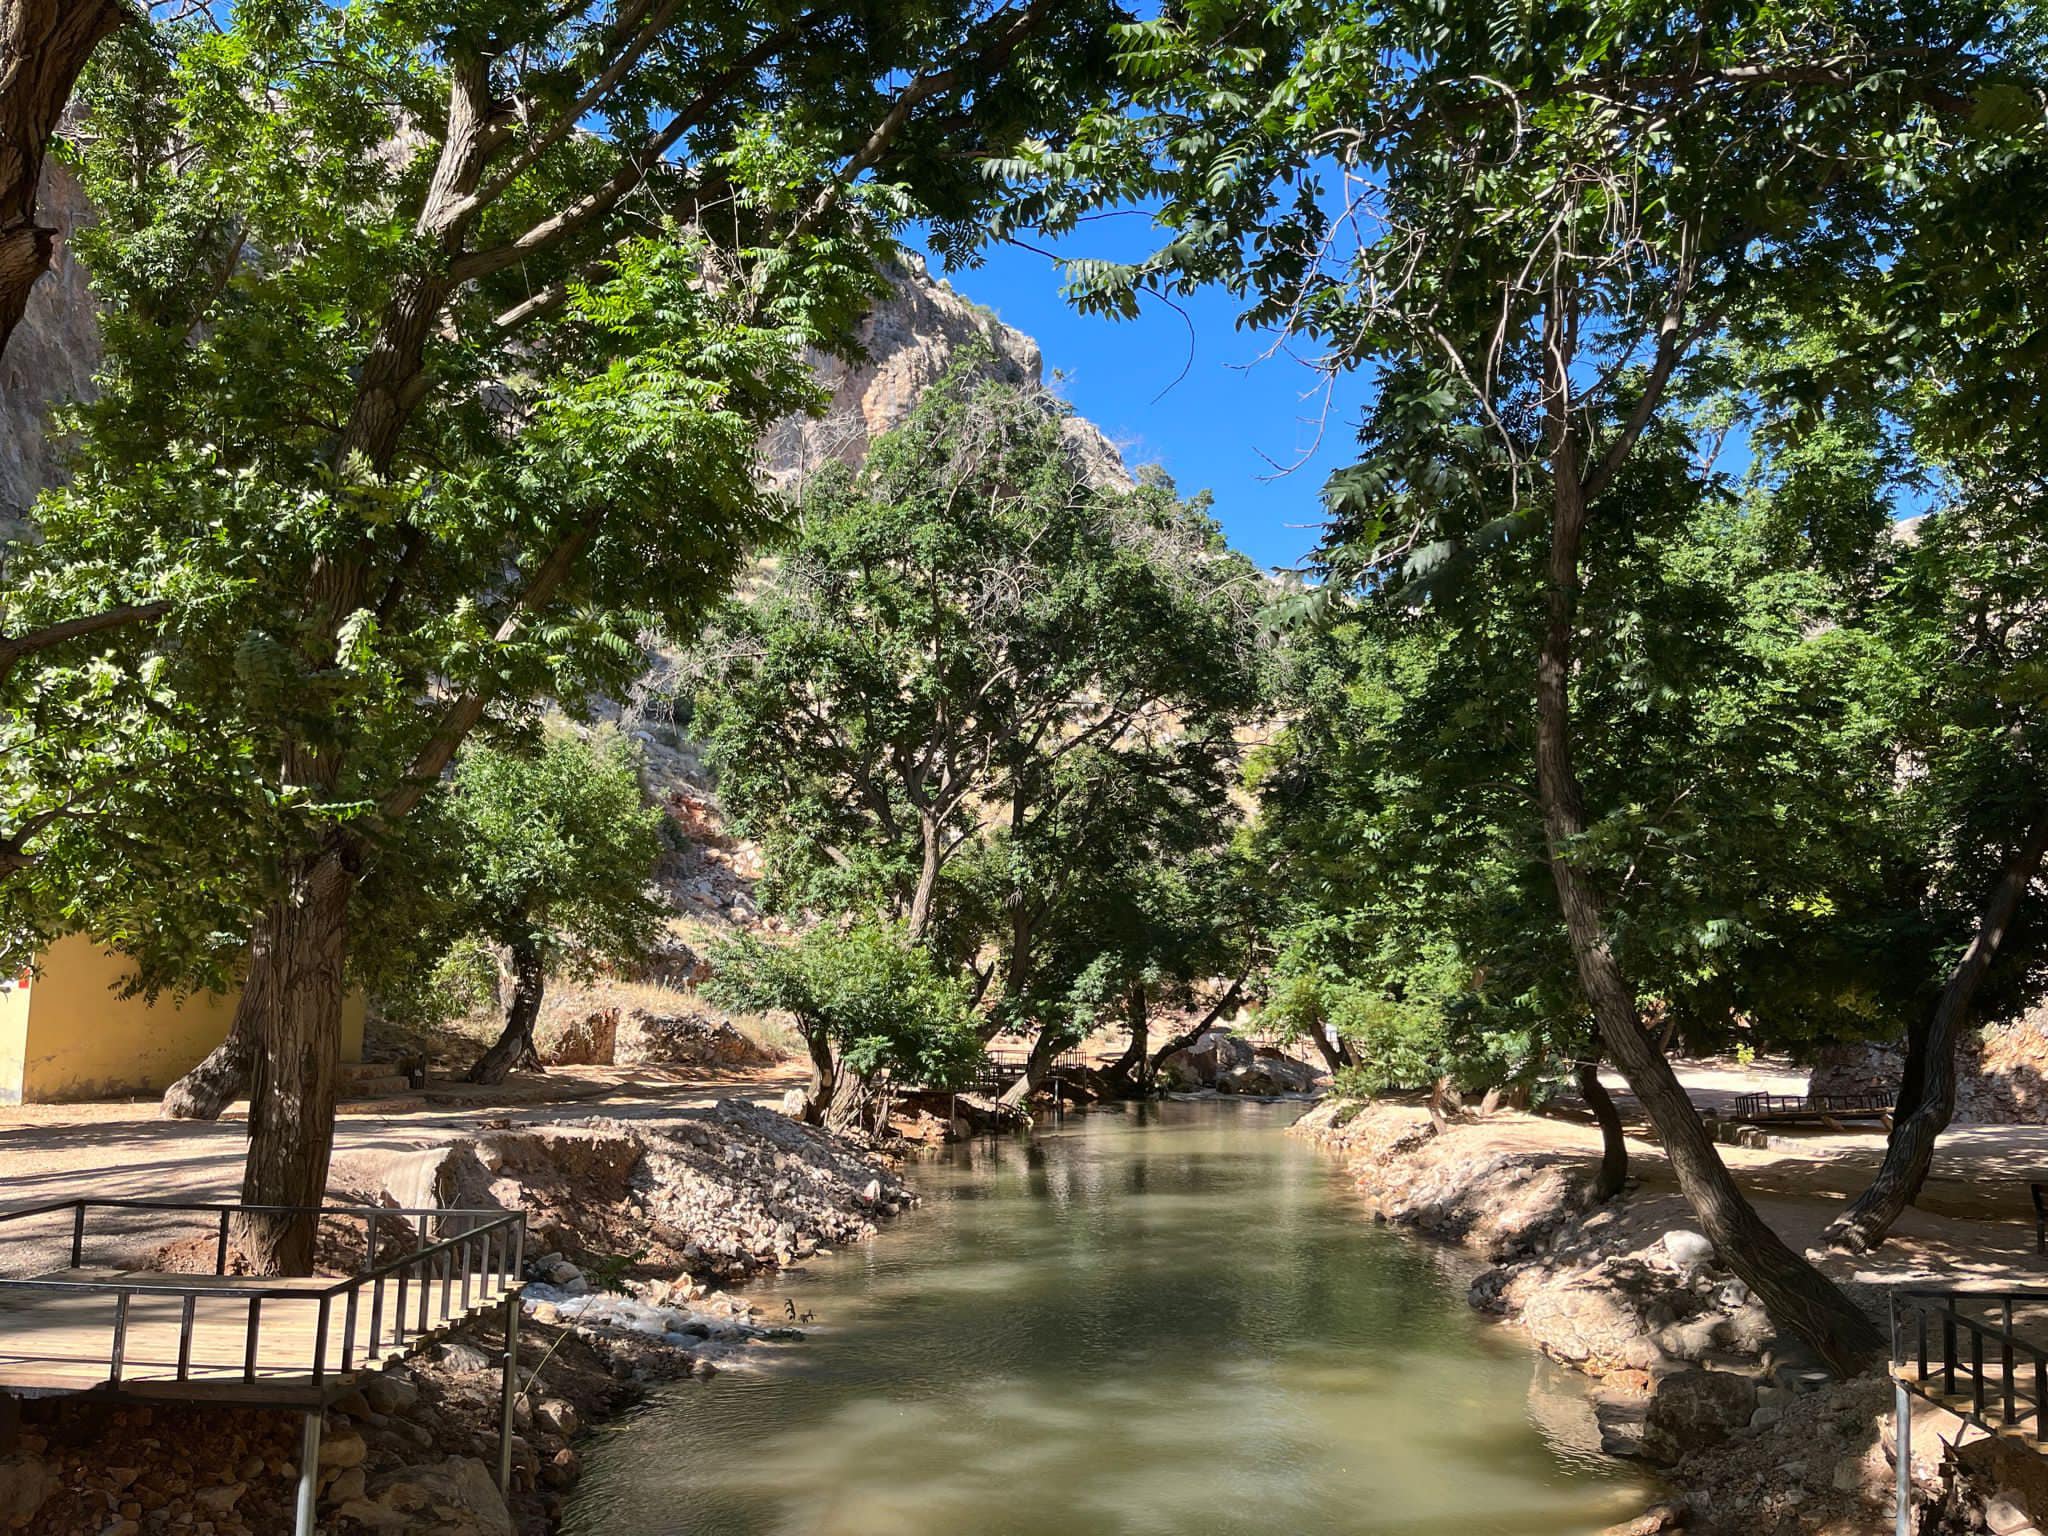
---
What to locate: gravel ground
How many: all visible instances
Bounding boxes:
[0,1064,806,1276]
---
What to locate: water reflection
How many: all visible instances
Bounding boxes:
[565,1100,1647,1536]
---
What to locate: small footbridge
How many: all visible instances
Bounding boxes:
[0,1197,526,1536]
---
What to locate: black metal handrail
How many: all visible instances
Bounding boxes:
[0,1197,525,1389]
[1891,1287,2048,1443]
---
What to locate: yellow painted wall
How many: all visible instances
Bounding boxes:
[0,935,365,1104]
[0,978,27,1108]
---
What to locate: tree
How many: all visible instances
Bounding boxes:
[694,371,1267,1099]
[1754,116,2048,1250]
[7,0,1123,1274]
[1821,494,2048,1249]
[705,921,978,1133]
[431,729,666,1085]
[0,0,132,357]
[1006,0,2048,1372]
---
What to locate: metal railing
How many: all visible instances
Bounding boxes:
[1728,1090,1895,1123]
[0,1197,524,1391]
[1890,1286,2048,1442]
[1888,1288,2048,1535]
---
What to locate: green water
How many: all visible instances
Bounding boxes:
[564,1100,1648,1536]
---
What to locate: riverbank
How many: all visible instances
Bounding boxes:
[0,1096,911,1536]
[1290,1092,2046,1535]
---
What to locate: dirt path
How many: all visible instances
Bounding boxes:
[0,1063,807,1274]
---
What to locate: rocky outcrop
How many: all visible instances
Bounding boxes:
[1810,1009,2048,1124]
[0,158,98,533]
[616,1007,775,1070]
[759,254,1130,493]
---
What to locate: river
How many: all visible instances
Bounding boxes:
[564,1099,1649,1535]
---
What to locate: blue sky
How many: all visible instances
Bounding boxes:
[910,219,1368,575]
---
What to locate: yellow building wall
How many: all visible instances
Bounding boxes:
[0,979,27,1107]
[2,934,365,1104]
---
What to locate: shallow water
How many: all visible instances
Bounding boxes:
[564,1100,1648,1536]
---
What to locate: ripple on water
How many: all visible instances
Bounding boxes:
[565,1101,1649,1536]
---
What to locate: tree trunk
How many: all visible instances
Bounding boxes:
[1576,1054,1628,1203]
[465,934,545,1085]
[1535,329,1882,1373]
[821,1063,871,1137]
[1305,1020,1346,1074]
[998,1020,1066,1107]
[0,0,130,359]
[1141,980,1246,1090]
[907,811,942,940]
[232,846,355,1276]
[1827,803,2048,1252]
[158,944,271,1120]
[1101,984,1147,1095]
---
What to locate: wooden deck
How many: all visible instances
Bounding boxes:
[0,1265,515,1404]
[0,1199,528,1534]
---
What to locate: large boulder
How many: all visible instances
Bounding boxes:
[343,1458,513,1536]
[1640,1368,1758,1464]
[1159,1029,1254,1090]
[1217,1049,1324,1096]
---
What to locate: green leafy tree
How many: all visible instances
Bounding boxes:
[428,729,667,1085]
[0,0,1122,1273]
[695,372,1267,1100]
[706,921,978,1134]
[1004,0,2048,1369]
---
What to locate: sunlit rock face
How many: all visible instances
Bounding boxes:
[0,158,100,537]
[759,253,1132,492]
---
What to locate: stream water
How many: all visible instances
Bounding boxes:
[564,1099,1649,1536]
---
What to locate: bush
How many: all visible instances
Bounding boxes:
[706,922,981,1092]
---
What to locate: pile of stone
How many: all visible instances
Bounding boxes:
[616,1007,775,1070]
[631,1100,911,1276]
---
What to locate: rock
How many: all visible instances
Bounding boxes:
[535,1007,618,1067]
[1158,1029,1255,1090]
[1661,1231,1715,1270]
[0,1454,50,1524]
[325,1467,368,1505]
[1640,1369,1758,1464]
[319,1430,367,1469]
[534,1399,581,1438]
[1601,1503,1689,1535]
[363,1373,422,1415]
[192,1483,245,1516]
[97,1521,139,1536]
[1987,1495,2035,1535]
[1594,1395,1649,1457]
[365,1457,514,1536]
[759,254,1132,495]
[437,1338,497,1375]
[1521,1282,1662,1373]
[617,1008,774,1070]
[541,1448,582,1490]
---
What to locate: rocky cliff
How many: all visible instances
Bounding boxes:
[760,253,1129,490]
[0,219,1128,531]
[0,159,99,533]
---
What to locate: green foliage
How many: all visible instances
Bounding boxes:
[705,922,980,1089]
[694,370,1267,1048]
[0,0,1129,998]
[437,727,666,972]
